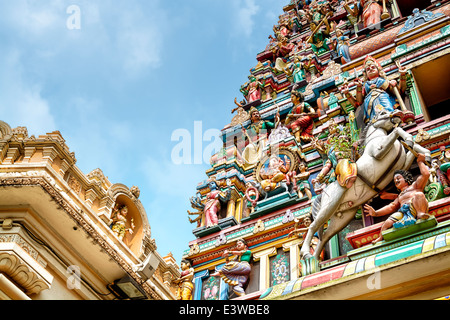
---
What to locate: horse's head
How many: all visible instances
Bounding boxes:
[370,109,403,131]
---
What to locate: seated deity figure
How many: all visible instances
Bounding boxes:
[340,55,407,124]
[285,90,318,144]
[260,155,295,193]
[307,18,331,55]
[364,154,431,243]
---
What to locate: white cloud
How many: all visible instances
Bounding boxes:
[0,49,56,135]
[230,0,260,38]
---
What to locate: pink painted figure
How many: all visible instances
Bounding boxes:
[241,76,265,103]
[345,0,383,28]
[204,179,231,227]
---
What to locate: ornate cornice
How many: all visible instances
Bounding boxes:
[0,251,49,295]
[0,176,162,300]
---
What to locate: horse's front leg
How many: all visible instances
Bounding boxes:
[396,127,431,162]
[370,128,400,160]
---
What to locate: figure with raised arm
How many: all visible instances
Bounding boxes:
[340,55,407,124]
[211,239,252,297]
[363,153,431,243]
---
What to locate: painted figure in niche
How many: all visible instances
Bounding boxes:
[340,55,407,124]
[173,259,194,300]
[110,204,135,241]
[270,34,295,60]
[332,28,351,64]
[285,90,318,144]
[274,16,293,38]
[211,238,252,297]
[364,153,431,243]
[242,107,280,164]
[204,179,231,228]
[283,55,308,84]
[295,161,312,200]
[240,75,265,103]
[260,154,296,193]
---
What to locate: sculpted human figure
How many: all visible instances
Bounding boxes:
[110,204,134,241]
[364,153,431,243]
[241,76,265,103]
[204,179,231,227]
[211,239,252,297]
[295,161,312,200]
[333,28,351,63]
[173,259,195,300]
[285,90,317,144]
[340,55,407,124]
[345,0,384,28]
[242,107,280,164]
[307,17,331,55]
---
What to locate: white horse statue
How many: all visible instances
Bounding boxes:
[300,109,431,273]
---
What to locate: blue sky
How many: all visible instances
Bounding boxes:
[0,0,284,264]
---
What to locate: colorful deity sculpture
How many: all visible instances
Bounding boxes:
[312,118,359,193]
[211,238,252,297]
[285,90,317,144]
[340,55,407,124]
[295,161,312,200]
[173,259,195,300]
[242,107,280,164]
[307,16,331,55]
[363,153,431,243]
[345,0,387,29]
[240,76,265,103]
[333,28,351,63]
[110,204,135,241]
[259,154,296,193]
[203,179,231,228]
[283,55,307,84]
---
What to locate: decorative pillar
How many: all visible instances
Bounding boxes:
[252,247,277,292]
[226,198,235,218]
[282,239,303,281]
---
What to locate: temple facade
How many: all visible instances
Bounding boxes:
[0,121,180,300]
[183,0,450,300]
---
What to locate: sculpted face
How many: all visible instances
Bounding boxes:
[394,174,408,191]
[251,110,261,123]
[365,61,380,80]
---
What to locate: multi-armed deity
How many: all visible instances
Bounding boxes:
[340,55,408,124]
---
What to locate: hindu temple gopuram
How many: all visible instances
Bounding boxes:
[181,0,450,300]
